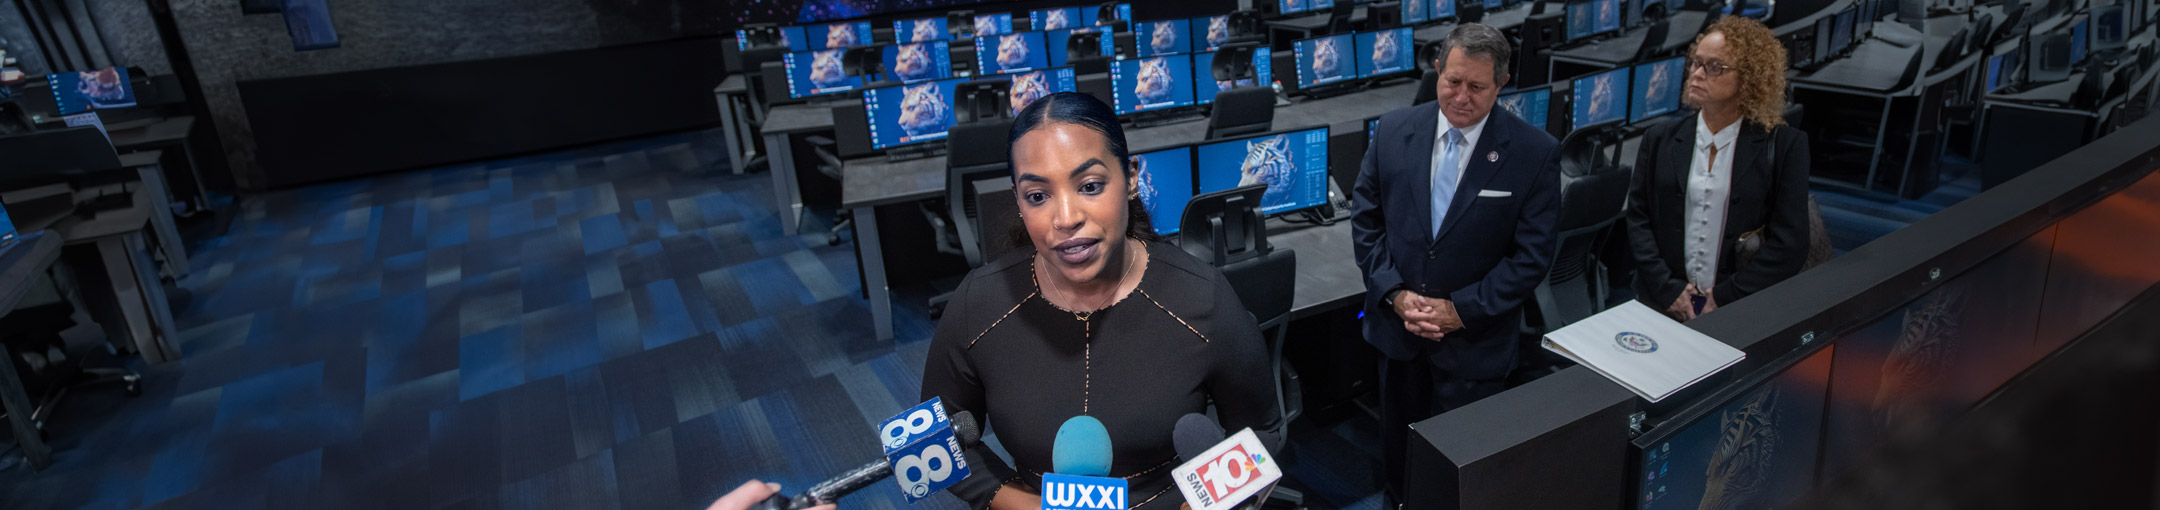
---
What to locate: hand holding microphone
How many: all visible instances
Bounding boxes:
[1170,414,1283,510]
[747,399,984,510]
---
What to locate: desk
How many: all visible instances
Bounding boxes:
[1266,7,1370,43]
[54,185,182,364]
[714,76,755,175]
[762,103,839,235]
[0,231,62,470]
[1408,4,1536,45]
[842,81,1422,340]
[1789,20,1976,198]
[1547,11,1709,78]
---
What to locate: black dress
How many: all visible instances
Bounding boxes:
[921,241,1282,510]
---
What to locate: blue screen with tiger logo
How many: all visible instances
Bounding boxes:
[1195,126,1332,215]
[1110,54,1196,114]
[1294,33,1357,88]
[975,31,1049,75]
[882,40,953,83]
[864,78,961,150]
[783,49,865,98]
[1130,145,1195,236]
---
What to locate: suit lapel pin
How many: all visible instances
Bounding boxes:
[1486,151,1498,163]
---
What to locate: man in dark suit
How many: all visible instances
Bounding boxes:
[1350,23,1560,508]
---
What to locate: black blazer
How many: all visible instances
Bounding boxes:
[1625,115,1812,310]
[1352,102,1561,381]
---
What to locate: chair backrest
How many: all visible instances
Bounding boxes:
[1968,13,1996,55]
[1371,1,1404,28]
[1992,3,2025,44]
[1890,39,1926,92]
[754,61,791,111]
[1067,30,1107,62]
[1328,3,1356,34]
[1221,247,1297,332]
[1207,87,1278,140]
[1634,17,1672,61]
[1413,69,1439,105]
[1077,72,1115,108]
[1933,27,1970,72]
[1533,127,1632,331]
[1180,185,1271,266]
[948,119,1016,267]
[974,177,1021,260]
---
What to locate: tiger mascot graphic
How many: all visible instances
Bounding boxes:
[1010,71,1051,115]
[908,19,942,42]
[1699,386,1780,510]
[975,17,1001,38]
[1372,30,1403,70]
[826,24,858,50]
[997,33,1032,71]
[1237,135,1299,207]
[1311,37,1345,82]
[1043,9,1073,30]
[1874,286,1966,429]
[1587,73,1619,121]
[1407,0,1428,21]
[893,43,935,82]
[1132,154,1159,212]
[809,49,850,89]
[1150,21,1180,55]
[1207,16,1230,50]
[1645,61,1676,111]
[897,82,952,138]
[1135,58,1175,105]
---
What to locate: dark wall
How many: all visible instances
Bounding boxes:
[240,37,730,188]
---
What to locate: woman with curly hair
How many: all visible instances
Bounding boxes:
[1626,15,1812,321]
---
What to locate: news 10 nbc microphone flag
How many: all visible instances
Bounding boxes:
[878,397,971,502]
[1171,429,1282,510]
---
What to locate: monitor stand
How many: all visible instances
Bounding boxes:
[1128,107,1208,128]
[885,143,949,162]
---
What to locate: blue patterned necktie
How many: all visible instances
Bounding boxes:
[1432,127,1463,238]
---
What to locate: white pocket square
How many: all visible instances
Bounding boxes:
[1477,189,1513,198]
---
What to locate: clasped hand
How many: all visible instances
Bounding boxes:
[1393,290,1462,340]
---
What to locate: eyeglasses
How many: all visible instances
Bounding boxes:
[1686,58,1734,78]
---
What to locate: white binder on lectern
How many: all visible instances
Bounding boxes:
[1540,301,1745,402]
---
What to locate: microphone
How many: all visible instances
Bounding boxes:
[1169,414,1283,510]
[749,408,983,510]
[1042,416,1128,510]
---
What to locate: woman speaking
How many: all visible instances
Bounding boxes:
[921,92,1281,510]
[1627,16,1812,321]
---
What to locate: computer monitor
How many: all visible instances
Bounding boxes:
[740,26,809,51]
[1315,0,1336,9]
[976,31,1050,75]
[1812,16,1835,67]
[1047,26,1115,67]
[1294,32,1359,88]
[1632,344,1834,510]
[1433,0,1459,19]
[1194,47,1275,104]
[1130,145,1197,235]
[894,17,950,43]
[1136,18,1194,57]
[1406,0,1433,24]
[0,202,14,243]
[1566,0,1623,42]
[1856,0,1875,40]
[1110,54,1198,114]
[1282,0,1314,15]
[1196,126,1333,215]
[974,13,1015,37]
[1006,67,1080,116]
[1199,15,1234,52]
[1032,7,1085,31]
[1356,27,1419,77]
[1833,8,1857,54]
[1484,0,1505,10]
[807,22,872,50]
[864,78,962,150]
[1985,48,2019,92]
[1571,66,1631,131]
[2071,17,2089,65]
[1629,57,1685,123]
[782,49,865,98]
[47,67,136,115]
[1497,86,1552,132]
[882,41,954,83]
[2094,5,2128,53]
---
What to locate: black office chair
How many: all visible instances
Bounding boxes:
[1327,2,1356,34]
[1633,17,1672,61]
[1225,9,1268,47]
[1932,27,1970,73]
[1066,30,1106,65]
[927,119,1016,318]
[1205,87,1277,140]
[1517,125,1629,382]
[734,47,789,173]
[1967,13,1996,56]
[1887,37,1927,93]
[1413,69,1439,105]
[1,277,144,441]
[1371,1,1405,28]
[1989,3,2025,45]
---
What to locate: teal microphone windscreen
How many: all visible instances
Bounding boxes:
[1051,416,1114,477]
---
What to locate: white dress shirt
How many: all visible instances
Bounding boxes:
[1684,113,1741,293]
[1431,110,1489,230]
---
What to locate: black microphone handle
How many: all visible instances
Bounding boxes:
[806,457,896,504]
